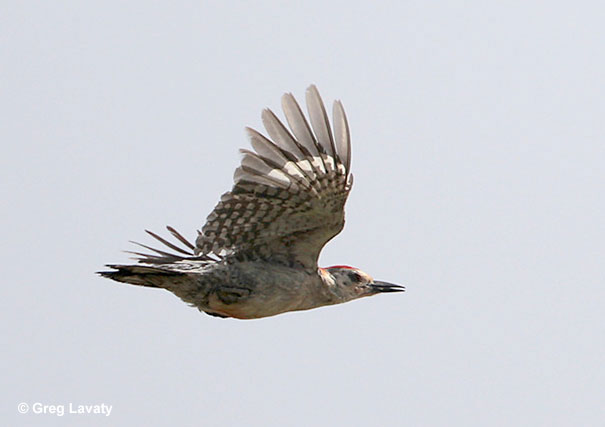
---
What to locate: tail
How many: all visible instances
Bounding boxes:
[97,264,185,288]
[99,225,219,288]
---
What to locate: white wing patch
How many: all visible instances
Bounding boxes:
[195,85,352,269]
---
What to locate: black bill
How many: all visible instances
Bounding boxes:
[369,281,405,293]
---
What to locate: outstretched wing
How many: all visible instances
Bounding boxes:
[195,85,352,269]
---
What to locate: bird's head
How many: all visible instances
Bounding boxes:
[320,265,404,303]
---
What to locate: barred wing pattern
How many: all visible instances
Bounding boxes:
[195,85,352,270]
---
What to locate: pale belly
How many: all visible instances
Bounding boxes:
[202,262,326,319]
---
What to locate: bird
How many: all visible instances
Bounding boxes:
[99,85,404,319]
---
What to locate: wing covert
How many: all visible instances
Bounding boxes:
[195,85,352,269]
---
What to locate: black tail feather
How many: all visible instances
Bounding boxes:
[99,226,218,287]
[97,264,184,287]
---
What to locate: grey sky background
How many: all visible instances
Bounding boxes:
[2,1,604,426]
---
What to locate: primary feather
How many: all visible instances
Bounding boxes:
[195,85,352,269]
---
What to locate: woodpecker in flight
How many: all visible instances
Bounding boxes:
[99,85,404,319]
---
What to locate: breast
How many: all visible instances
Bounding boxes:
[205,261,322,319]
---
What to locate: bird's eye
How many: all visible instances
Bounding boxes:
[349,271,362,282]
